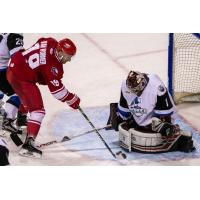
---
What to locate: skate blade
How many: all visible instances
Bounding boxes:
[19,149,42,159]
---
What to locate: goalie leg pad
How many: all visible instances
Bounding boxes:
[119,120,195,153]
[118,122,132,152]
[129,128,163,147]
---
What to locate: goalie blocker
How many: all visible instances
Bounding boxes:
[107,103,195,153]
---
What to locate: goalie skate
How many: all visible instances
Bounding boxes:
[19,137,42,158]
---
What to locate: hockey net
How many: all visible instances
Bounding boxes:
[168,33,200,104]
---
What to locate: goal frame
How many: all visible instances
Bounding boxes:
[168,33,200,103]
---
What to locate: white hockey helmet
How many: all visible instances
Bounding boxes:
[126,71,148,95]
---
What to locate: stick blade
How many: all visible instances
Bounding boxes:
[115,151,127,160]
[61,136,70,142]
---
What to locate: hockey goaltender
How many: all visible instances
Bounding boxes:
[107,70,195,153]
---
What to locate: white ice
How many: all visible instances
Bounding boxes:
[5,33,200,165]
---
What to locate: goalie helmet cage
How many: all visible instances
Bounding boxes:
[168,33,200,104]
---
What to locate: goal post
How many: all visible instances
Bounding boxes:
[168,33,200,104]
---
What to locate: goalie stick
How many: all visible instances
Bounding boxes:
[78,106,126,160]
[37,124,112,148]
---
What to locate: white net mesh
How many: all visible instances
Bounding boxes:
[172,33,200,103]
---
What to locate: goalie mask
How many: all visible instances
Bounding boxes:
[126,71,148,95]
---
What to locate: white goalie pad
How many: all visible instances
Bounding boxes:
[118,121,193,153]
[119,122,163,151]
[118,123,132,152]
[129,128,163,147]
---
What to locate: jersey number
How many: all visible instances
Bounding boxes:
[16,38,24,46]
[22,43,40,69]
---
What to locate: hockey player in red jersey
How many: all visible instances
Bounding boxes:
[7,37,80,158]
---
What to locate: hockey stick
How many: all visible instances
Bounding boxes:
[72,124,112,139]
[10,131,23,146]
[37,136,70,148]
[37,124,112,148]
[0,129,23,146]
[78,106,126,160]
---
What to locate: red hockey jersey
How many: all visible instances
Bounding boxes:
[9,37,73,103]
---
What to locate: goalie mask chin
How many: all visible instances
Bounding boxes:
[126,71,148,96]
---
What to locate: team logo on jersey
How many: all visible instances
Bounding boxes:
[130,97,147,117]
[51,67,58,76]
[50,79,59,87]
[158,85,165,92]
[131,97,141,105]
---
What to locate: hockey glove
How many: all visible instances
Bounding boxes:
[173,124,180,133]
[66,93,80,109]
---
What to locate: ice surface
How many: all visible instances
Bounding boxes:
[6,33,200,165]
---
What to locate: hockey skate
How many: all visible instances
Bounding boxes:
[19,137,42,158]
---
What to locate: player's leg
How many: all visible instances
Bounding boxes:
[19,83,44,158]
[0,69,22,134]
[7,70,45,157]
[8,72,45,157]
